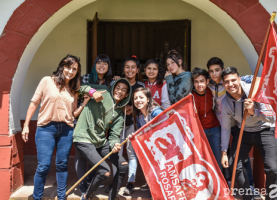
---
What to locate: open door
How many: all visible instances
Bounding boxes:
[87,19,191,77]
[87,12,98,74]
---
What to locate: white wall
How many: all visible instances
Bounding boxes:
[20,0,252,120]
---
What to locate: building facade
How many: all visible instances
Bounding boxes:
[0,0,276,199]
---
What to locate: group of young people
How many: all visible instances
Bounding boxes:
[21,50,277,200]
[191,60,277,200]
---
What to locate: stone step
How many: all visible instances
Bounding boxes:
[10,185,264,200]
[11,156,264,200]
[10,185,152,200]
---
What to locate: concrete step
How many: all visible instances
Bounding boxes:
[10,156,152,200]
[10,185,152,200]
[10,156,264,200]
[10,185,263,200]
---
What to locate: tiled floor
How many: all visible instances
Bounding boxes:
[10,156,263,200]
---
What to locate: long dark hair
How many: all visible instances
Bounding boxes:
[144,58,165,88]
[165,50,186,73]
[122,55,143,82]
[132,87,160,131]
[52,54,81,93]
[89,54,112,87]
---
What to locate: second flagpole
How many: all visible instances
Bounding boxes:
[230,12,276,194]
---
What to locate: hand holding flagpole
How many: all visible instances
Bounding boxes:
[65,137,130,197]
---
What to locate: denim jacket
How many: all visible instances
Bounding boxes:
[136,106,163,130]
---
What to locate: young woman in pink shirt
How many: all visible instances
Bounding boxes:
[21,55,86,200]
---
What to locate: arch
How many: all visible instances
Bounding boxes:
[0,0,273,134]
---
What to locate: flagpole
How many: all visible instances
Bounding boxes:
[65,138,129,197]
[230,12,276,194]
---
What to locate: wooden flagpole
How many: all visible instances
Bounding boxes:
[65,138,129,197]
[230,12,276,194]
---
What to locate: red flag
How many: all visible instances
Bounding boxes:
[252,23,277,137]
[130,94,234,200]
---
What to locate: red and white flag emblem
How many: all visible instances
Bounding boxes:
[130,94,234,200]
[252,23,277,137]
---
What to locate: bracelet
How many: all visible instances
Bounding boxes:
[89,88,96,97]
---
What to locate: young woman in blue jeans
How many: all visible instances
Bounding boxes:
[132,87,163,191]
[21,55,86,200]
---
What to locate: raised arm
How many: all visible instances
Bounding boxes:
[80,84,106,102]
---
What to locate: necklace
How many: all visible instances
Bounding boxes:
[148,80,156,88]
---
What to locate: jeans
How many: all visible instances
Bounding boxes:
[204,126,223,171]
[244,157,254,186]
[33,122,73,200]
[120,124,138,183]
[229,127,277,200]
[74,141,128,200]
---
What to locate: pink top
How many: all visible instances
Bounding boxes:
[31,76,77,127]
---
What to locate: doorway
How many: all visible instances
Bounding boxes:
[87,15,191,77]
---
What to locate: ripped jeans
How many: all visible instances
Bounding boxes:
[74,141,128,200]
[119,124,137,183]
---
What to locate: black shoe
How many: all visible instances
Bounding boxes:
[140,183,149,191]
[123,182,134,195]
[105,185,112,193]
[79,182,88,194]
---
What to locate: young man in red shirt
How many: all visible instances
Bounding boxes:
[191,67,222,171]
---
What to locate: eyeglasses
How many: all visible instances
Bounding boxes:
[66,54,80,61]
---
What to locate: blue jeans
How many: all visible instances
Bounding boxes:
[204,126,223,171]
[120,124,137,182]
[33,122,73,200]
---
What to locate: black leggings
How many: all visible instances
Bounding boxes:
[74,141,128,200]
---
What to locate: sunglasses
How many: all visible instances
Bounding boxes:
[66,54,80,61]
